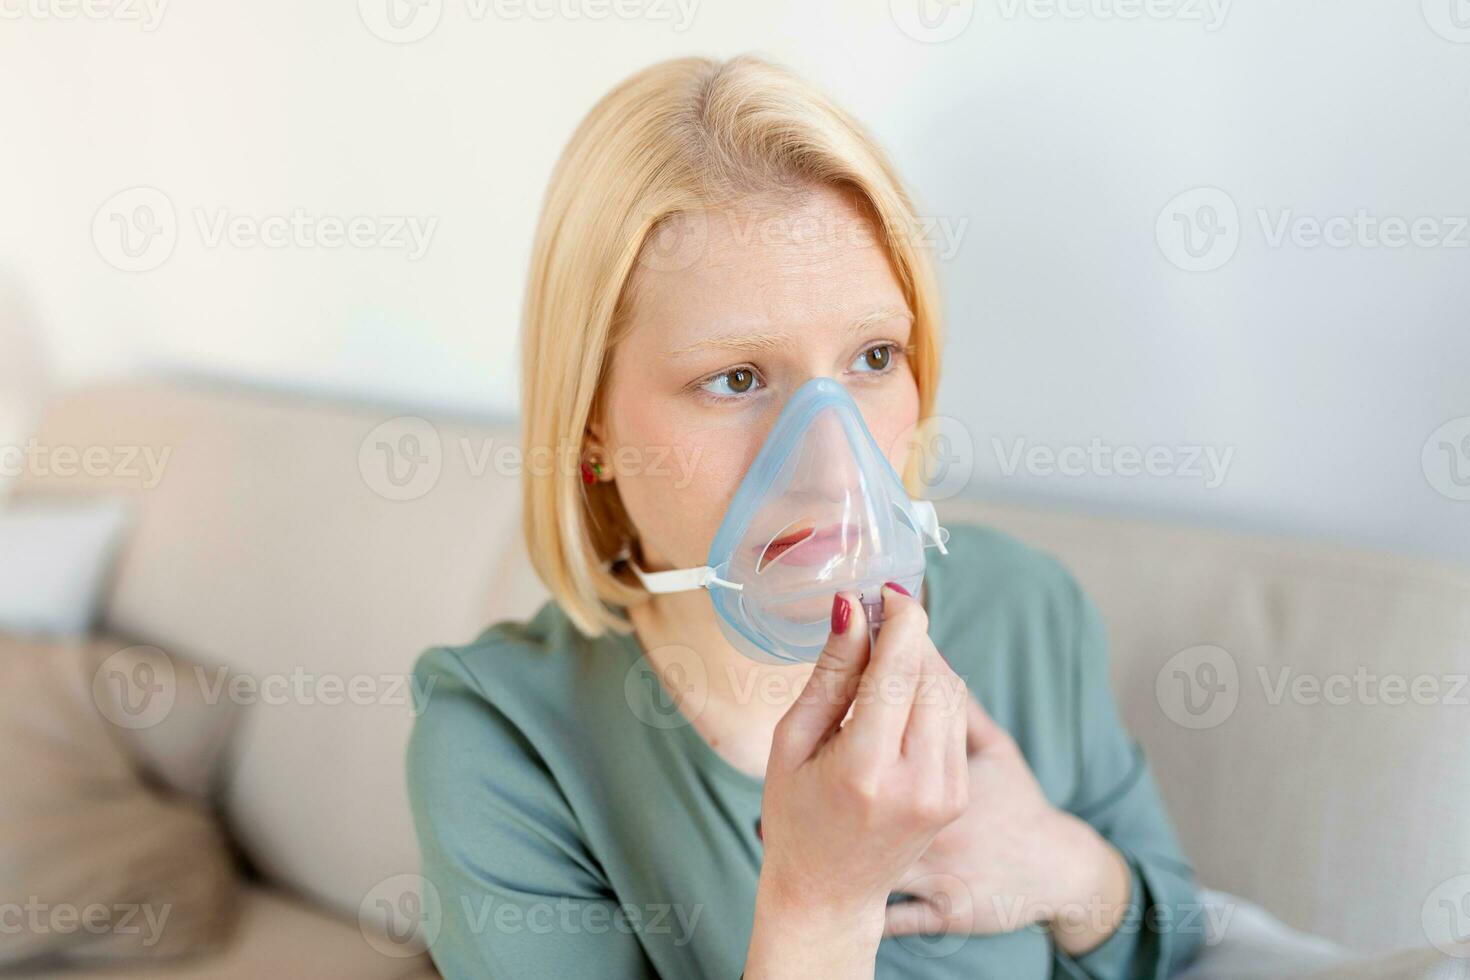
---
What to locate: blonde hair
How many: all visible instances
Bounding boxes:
[519,54,944,638]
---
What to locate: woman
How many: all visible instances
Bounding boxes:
[408,55,1204,979]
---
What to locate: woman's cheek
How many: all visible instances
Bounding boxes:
[612,418,752,568]
[858,387,921,476]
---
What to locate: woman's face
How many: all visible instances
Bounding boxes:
[597,183,921,576]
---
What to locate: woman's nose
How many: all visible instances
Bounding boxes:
[789,406,861,505]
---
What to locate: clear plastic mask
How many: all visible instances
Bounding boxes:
[626,377,949,664]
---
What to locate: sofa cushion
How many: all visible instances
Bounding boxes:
[0,497,130,637]
[0,633,238,968]
[87,639,243,804]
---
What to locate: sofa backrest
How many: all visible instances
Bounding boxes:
[962,500,1470,955]
[17,379,541,927]
[18,380,1470,954]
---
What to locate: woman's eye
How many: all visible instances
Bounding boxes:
[853,344,894,373]
[700,367,763,398]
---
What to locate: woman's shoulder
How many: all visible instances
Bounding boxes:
[410,599,595,723]
[928,521,1113,791]
[406,599,608,809]
[925,520,1104,688]
[930,519,1087,622]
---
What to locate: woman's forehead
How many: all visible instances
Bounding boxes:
[625,189,909,355]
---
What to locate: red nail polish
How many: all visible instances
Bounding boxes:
[831,594,850,635]
[755,818,763,842]
[884,581,911,597]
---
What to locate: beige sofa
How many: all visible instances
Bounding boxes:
[7,379,1470,977]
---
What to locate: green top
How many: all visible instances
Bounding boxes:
[407,522,1205,979]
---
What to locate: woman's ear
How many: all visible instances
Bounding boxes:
[581,417,614,485]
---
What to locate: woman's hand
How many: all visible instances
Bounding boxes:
[745,584,970,980]
[883,696,1133,956]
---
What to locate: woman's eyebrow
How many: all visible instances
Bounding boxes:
[663,331,788,358]
[663,307,911,359]
[849,306,913,333]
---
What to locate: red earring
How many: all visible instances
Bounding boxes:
[581,458,603,484]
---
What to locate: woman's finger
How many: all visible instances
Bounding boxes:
[842,583,927,759]
[883,900,950,937]
[901,645,956,763]
[945,670,969,803]
[774,591,870,763]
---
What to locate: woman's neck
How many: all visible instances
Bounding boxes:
[627,590,814,778]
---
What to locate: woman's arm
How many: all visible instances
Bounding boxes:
[880,567,1206,980]
[411,587,971,980]
[407,648,660,979]
[1050,583,1207,979]
[745,586,971,979]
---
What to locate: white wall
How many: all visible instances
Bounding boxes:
[2,0,1466,563]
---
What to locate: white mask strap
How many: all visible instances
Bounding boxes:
[912,500,950,555]
[615,546,743,594]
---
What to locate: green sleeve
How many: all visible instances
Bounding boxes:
[406,646,658,980]
[1052,583,1207,980]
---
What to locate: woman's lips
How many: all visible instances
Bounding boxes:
[757,522,858,568]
